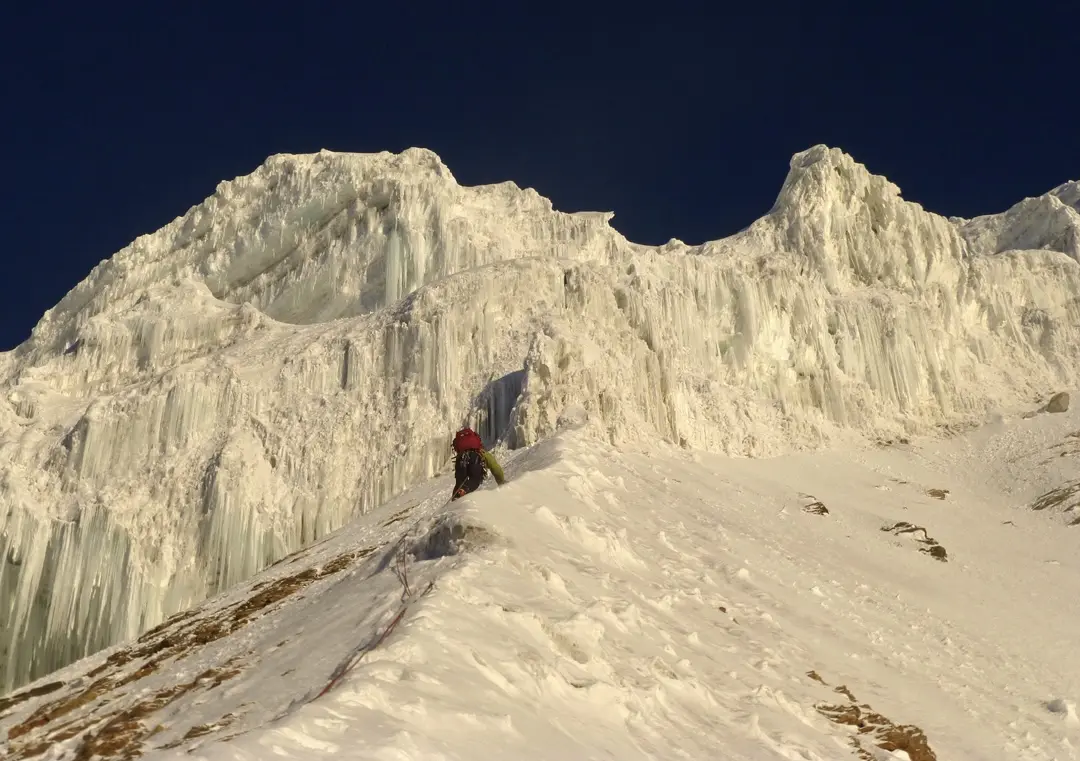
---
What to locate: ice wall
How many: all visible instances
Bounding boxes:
[14,147,621,393]
[2,144,1079,692]
[954,181,1080,261]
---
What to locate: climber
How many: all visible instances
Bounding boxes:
[450,427,505,501]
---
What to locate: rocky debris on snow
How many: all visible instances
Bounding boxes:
[0,681,65,719]
[800,495,830,516]
[1047,429,1080,461]
[818,696,938,761]
[881,521,948,561]
[381,504,418,529]
[1024,391,1072,418]
[160,713,240,748]
[809,673,938,761]
[2,545,376,760]
[1028,480,1080,525]
[1045,392,1071,413]
[875,436,911,447]
[18,662,242,761]
[1044,698,1079,723]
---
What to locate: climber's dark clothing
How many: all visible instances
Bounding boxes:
[451,448,505,501]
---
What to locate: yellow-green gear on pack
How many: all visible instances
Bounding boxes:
[479,449,505,485]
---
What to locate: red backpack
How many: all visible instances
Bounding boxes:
[452,427,483,453]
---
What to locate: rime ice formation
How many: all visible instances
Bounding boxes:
[954,180,1080,261]
[2,144,1079,693]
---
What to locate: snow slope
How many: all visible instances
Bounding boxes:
[2,144,1080,693]
[3,412,1080,760]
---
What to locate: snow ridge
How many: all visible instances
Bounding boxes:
[1,144,1079,693]
[954,180,1080,261]
[4,420,1080,760]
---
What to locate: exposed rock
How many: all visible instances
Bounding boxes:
[876,436,911,447]
[1029,480,1080,525]
[810,673,938,761]
[1045,391,1071,413]
[802,497,830,516]
[0,680,65,718]
[882,521,948,561]
[1044,698,1078,722]
[1,544,374,759]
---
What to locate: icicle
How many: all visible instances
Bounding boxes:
[1,145,1078,692]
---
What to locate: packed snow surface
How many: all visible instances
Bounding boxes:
[2,415,1080,760]
[2,144,1080,693]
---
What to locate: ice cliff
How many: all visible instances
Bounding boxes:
[2,144,1079,693]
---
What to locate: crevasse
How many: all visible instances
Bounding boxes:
[1,144,1078,692]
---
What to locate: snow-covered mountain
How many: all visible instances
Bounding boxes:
[1,144,1079,702]
[2,414,1079,760]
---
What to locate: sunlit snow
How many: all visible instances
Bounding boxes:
[3,416,1080,759]
[1,142,1078,751]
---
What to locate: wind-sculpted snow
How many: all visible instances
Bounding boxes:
[4,424,1080,760]
[15,148,620,378]
[954,181,1080,261]
[2,144,1079,692]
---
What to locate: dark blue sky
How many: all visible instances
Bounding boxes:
[2,3,1076,350]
